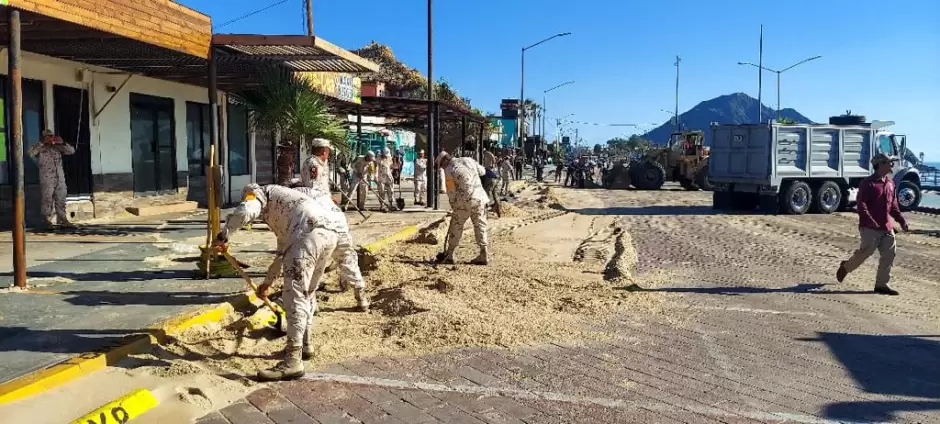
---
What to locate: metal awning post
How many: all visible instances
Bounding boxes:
[8,8,26,289]
[434,102,441,210]
[426,103,435,208]
[477,121,484,162]
[356,105,362,155]
[208,47,220,238]
[460,116,467,157]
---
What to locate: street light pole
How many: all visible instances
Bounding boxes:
[519,32,571,157]
[738,55,822,121]
[543,80,574,146]
[674,55,681,133]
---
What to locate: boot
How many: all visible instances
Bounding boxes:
[470,247,489,265]
[354,287,370,312]
[257,346,305,381]
[302,329,315,360]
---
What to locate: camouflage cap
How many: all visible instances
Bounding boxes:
[871,153,898,167]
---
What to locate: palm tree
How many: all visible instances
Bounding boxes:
[231,68,348,185]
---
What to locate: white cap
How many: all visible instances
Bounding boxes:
[311,138,331,149]
[365,150,375,158]
[383,147,391,155]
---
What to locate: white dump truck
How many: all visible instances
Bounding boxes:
[708,120,921,214]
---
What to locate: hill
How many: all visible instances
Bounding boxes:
[641,92,815,145]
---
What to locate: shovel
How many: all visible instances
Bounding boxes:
[395,180,406,211]
[221,250,287,335]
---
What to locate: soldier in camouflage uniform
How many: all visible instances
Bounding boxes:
[375,147,395,211]
[351,151,376,210]
[436,151,490,265]
[413,149,428,205]
[299,138,333,197]
[28,129,76,229]
[215,183,366,381]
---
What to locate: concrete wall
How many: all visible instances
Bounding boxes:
[0,51,216,226]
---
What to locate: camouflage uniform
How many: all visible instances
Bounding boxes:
[300,155,331,196]
[440,155,490,264]
[498,157,513,195]
[351,153,375,210]
[28,138,75,227]
[218,184,362,380]
[414,154,428,204]
[375,150,395,211]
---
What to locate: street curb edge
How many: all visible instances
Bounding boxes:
[0,220,432,406]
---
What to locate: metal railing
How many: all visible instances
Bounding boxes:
[921,171,940,190]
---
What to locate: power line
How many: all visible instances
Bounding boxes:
[213,0,289,30]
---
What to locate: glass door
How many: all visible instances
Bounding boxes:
[130,94,176,194]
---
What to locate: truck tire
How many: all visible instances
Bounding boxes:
[896,180,922,211]
[812,181,842,214]
[712,191,732,210]
[731,192,758,211]
[780,181,812,215]
[829,115,866,125]
[633,161,666,190]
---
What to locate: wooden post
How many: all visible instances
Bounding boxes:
[9,8,26,289]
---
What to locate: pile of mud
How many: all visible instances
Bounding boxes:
[155,195,664,378]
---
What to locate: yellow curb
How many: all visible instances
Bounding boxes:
[362,225,420,253]
[69,388,158,424]
[0,221,429,405]
[0,292,254,405]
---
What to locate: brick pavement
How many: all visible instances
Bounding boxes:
[197,187,940,424]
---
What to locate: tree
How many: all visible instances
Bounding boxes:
[593,144,602,154]
[231,68,347,185]
[606,135,651,155]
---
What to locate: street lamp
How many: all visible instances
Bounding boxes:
[738,55,821,121]
[543,80,574,143]
[520,32,571,155]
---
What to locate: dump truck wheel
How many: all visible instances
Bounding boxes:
[781,181,812,215]
[712,191,732,210]
[813,180,842,214]
[897,180,922,211]
[633,161,666,190]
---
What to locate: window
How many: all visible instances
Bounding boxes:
[0,78,46,186]
[227,102,250,176]
[186,102,210,176]
[877,134,895,156]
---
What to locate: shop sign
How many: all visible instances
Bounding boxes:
[300,72,361,104]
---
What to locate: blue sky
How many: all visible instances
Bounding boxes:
[182,0,940,157]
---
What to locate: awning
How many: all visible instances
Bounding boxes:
[212,34,380,74]
[329,96,486,124]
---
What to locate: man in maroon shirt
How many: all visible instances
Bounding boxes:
[836,153,909,295]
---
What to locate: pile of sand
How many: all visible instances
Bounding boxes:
[154,198,666,377]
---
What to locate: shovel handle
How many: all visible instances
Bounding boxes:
[221,250,281,313]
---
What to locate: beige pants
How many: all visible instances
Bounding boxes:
[843,227,896,289]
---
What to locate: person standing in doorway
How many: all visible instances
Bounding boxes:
[836,153,909,295]
[28,129,76,230]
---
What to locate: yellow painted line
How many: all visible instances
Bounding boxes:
[363,225,420,253]
[69,388,158,424]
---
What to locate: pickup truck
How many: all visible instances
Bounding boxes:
[707,120,921,214]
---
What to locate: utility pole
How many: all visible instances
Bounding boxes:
[758,24,763,124]
[426,0,435,209]
[674,55,681,135]
[305,0,313,36]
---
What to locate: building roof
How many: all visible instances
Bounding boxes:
[212,34,380,74]
[330,96,486,124]
[0,6,377,92]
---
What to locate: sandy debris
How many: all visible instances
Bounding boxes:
[141,194,669,379]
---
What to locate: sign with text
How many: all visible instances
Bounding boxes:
[500,98,519,119]
[300,72,362,104]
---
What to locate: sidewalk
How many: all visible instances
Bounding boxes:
[0,180,449,395]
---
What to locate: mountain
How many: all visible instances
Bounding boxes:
[641,92,815,145]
